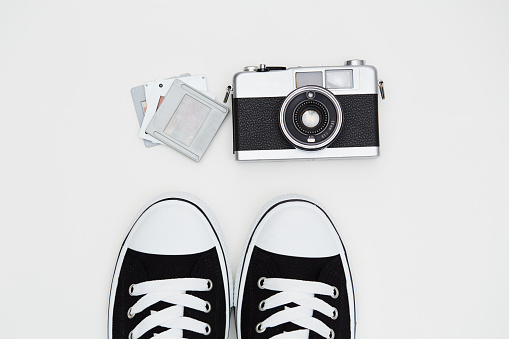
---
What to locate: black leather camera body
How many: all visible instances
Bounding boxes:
[232,61,383,161]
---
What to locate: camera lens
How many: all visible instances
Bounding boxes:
[301,110,320,128]
[294,100,328,135]
[280,86,342,150]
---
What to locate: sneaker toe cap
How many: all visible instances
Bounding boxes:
[127,199,215,255]
[254,200,343,258]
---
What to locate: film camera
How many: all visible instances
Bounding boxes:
[232,60,384,161]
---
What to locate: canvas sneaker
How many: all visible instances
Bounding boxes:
[108,193,232,339]
[234,195,355,339]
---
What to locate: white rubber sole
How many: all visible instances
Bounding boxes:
[233,194,356,339]
[107,192,233,339]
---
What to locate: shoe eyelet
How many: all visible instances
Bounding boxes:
[204,301,211,313]
[128,284,135,296]
[331,307,338,320]
[204,324,211,335]
[258,300,266,311]
[255,322,266,333]
[206,279,213,291]
[328,329,335,339]
[257,277,266,289]
[127,307,135,319]
[332,286,339,299]
[128,331,133,339]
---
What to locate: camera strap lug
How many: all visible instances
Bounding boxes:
[378,80,385,100]
[223,85,232,103]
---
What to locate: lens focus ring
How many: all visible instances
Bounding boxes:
[293,100,329,135]
[280,86,343,150]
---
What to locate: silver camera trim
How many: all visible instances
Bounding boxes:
[279,86,343,150]
[235,147,379,161]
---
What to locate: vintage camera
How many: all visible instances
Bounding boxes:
[232,60,384,161]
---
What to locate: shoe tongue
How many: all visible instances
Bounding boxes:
[288,329,312,339]
[256,248,339,338]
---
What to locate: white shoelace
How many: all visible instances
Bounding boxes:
[127,278,213,339]
[256,277,339,339]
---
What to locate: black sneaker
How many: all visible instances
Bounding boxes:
[108,193,232,339]
[234,195,355,339]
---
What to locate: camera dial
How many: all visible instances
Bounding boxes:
[243,66,258,72]
[345,59,365,65]
[280,86,343,150]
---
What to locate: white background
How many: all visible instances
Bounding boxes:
[1,0,508,338]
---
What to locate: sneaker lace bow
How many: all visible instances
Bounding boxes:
[127,278,213,339]
[256,277,339,339]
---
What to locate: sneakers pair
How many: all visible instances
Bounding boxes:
[108,193,355,339]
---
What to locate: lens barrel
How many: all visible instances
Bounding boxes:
[280,86,343,150]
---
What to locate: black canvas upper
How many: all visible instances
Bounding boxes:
[240,246,351,339]
[112,248,227,339]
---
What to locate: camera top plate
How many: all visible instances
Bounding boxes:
[233,63,379,99]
